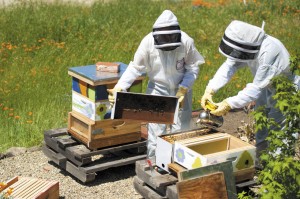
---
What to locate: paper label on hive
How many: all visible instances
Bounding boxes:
[72,91,111,121]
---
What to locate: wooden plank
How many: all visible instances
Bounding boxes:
[133,176,167,199]
[80,153,147,173]
[176,172,228,199]
[42,145,67,168]
[165,185,178,199]
[68,140,146,159]
[96,62,120,72]
[65,161,96,183]
[168,163,186,177]
[44,128,69,138]
[44,136,92,166]
[234,167,255,183]
[112,92,178,124]
[178,161,237,199]
[236,179,257,189]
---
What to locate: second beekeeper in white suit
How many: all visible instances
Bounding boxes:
[200,20,300,162]
[108,10,205,158]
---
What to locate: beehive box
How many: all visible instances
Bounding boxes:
[67,63,146,149]
[69,63,144,121]
[156,130,256,182]
[0,176,59,199]
[68,110,141,150]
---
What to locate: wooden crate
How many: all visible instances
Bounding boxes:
[156,130,256,182]
[173,133,256,173]
[68,111,142,150]
[0,176,59,199]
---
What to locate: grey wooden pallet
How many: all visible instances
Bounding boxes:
[43,128,147,183]
[134,160,178,199]
[133,160,257,199]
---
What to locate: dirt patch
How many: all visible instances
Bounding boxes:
[222,109,252,135]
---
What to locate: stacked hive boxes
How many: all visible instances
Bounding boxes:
[67,62,146,149]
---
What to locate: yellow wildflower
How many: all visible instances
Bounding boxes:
[7,187,13,195]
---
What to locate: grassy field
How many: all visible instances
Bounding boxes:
[0,0,299,152]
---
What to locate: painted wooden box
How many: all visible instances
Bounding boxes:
[69,62,144,121]
[67,63,146,149]
[156,130,256,182]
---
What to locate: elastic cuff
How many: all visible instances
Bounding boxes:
[205,87,215,95]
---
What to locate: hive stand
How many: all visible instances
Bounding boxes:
[133,160,257,199]
[43,128,147,183]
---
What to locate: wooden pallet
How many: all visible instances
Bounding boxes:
[0,176,59,199]
[133,160,257,199]
[43,128,147,183]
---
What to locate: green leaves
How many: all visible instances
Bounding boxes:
[253,55,300,199]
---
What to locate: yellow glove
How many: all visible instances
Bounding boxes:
[107,87,122,108]
[210,99,231,116]
[176,86,188,108]
[201,87,216,110]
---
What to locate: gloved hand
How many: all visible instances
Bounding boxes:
[176,86,188,108]
[107,87,122,108]
[201,87,215,110]
[210,99,231,116]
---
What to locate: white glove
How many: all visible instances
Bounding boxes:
[210,99,231,116]
[176,86,188,108]
[107,87,122,108]
[201,87,215,110]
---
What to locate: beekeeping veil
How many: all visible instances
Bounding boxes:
[219,20,266,62]
[152,10,181,51]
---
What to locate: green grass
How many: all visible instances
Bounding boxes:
[0,0,299,152]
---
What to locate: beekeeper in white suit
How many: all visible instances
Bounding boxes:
[201,20,300,162]
[108,10,205,158]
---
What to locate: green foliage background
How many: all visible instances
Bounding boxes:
[0,0,299,152]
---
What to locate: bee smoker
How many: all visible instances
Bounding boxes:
[196,110,224,127]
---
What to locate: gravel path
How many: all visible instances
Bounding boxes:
[0,149,142,198]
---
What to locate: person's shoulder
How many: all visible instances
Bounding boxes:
[180,31,195,46]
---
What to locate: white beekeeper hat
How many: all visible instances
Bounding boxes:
[152,10,182,51]
[219,20,266,62]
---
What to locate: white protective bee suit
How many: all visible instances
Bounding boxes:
[204,20,300,153]
[114,10,205,158]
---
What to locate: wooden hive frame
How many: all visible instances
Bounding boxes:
[1,176,59,199]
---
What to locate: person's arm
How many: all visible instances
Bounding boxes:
[115,37,149,90]
[201,59,243,110]
[207,59,242,92]
[226,63,277,109]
